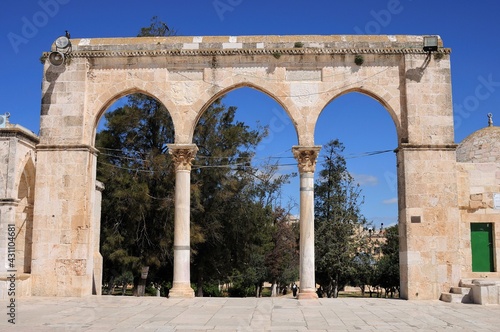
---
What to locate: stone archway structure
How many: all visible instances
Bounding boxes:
[31,35,458,300]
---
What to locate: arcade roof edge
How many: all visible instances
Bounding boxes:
[45,47,451,59]
[47,35,449,56]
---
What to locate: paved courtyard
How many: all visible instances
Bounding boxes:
[2,296,500,331]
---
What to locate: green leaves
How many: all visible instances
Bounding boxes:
[374,225,400,296]
[314,139,369,298]
[96,93,176,292]
[97,92,298,296]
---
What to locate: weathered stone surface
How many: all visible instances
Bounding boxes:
[456,123,500,283]
[2,34,497,301]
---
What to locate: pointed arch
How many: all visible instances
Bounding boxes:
[16,154,36,273]
[317,87,402,142]
[91,87,175,145]
[192,82,299,144]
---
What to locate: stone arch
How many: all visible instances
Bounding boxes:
[90,87,176,145]
[16,155,36,274]
[192,82,299,144]
[316,87,402,141]
[32,35,461,301]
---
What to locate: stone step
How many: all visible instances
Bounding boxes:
[450,287,471,295]
[440,292,472,304]
[459,279,474,288]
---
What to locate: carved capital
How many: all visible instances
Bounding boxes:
[167,144,198,171]
[292,146,321,173]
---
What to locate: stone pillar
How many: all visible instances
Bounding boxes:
[293,146,321,299]
[399,51,459,300]
[167,144,197,298]
[92,181,105,295]
[31,145,98,297]
[396,144,460,300]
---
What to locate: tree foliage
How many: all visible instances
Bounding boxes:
[97,95,300,296]
[96,17,300,297]
[375,225,400,297]
[96,93,176,293]
[138,16,176,37]
[314,139,369,298]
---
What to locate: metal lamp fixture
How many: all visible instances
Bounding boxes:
[423,36,438,53]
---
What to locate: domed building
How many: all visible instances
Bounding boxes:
[457,121,500,163]
[450,114,500,304]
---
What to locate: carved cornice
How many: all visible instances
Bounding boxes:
[0,198,20,206]
[42,47,451,60]
[0,127,39,145]
[36,144,99,155]
[168,144,198,171]
[292,146,322,173]
[395,143,458,153]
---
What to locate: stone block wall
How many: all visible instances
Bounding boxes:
[457,162,500,279]
[0,126,38,300]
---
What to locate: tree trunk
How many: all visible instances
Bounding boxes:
[135,266,149,297]
[271,281,277,297]
[107,276,115,295]
[196,274,204,297]
[332,277,338,298]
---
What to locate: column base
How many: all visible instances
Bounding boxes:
[297,290,318,300]
[169,283,194,298]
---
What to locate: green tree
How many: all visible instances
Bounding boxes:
[98,17,298,297]
[96,93,177,294]
[351,251,376,297]
[190,99,284,297]
[98,17,180,295]
[265,207,299,297]
[253,160,298,297]
[375,225,400,297]
[314,139,369,298]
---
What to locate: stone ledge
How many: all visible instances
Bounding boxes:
[53,47,451,59]
[0,126,39,144]
[36,144,99,155]
[45,35,451,58]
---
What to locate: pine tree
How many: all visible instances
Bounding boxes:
[96,93,176,294]
[314,139,369,298]
[97,18,298,297]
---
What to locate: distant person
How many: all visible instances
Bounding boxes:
[292,283,298,297]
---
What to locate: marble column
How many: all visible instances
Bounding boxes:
[167,144,198,298]
[292,146,321,299]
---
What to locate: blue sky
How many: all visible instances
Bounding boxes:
[2,0,500,228]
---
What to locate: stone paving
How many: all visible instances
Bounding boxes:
[2,296,500,331]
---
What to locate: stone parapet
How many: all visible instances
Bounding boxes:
[46,35,450,59]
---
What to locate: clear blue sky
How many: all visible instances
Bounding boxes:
[2,0,499,228]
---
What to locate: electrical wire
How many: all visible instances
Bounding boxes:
[96,147,393,173]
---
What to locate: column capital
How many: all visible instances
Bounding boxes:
[167,144,198,171]
[292,145,321,173]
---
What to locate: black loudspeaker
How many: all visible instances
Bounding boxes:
[48,51,65,66]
